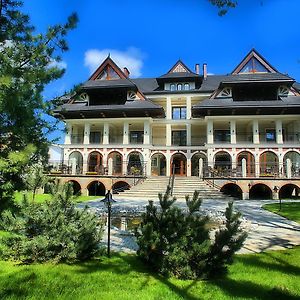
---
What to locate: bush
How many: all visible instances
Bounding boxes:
[135,186,247,279]
[0,182,103,263]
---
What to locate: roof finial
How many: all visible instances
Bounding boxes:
[108,52,111,58]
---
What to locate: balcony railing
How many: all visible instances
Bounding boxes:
[203,162,300,178]
[47,160,148,177]
[71,134,84,144]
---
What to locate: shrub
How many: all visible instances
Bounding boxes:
[135,186,247,279]
[0,182,103,263]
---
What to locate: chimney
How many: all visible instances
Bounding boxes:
[124,67,130,78]
[203,63,207,80]
[195,63,200,75]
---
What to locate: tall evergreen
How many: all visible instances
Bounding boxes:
[0,1,78,208]
[136,187,247,279]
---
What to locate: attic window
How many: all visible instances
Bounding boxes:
[240,58,269,74]
[96,65,120,80]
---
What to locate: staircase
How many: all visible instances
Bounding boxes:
[116,176,233,201]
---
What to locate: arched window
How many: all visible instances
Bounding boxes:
[184,83,190,91]
[177,83,182,91]
[170,84,176,91]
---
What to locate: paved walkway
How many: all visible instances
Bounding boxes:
[90,197,300,254]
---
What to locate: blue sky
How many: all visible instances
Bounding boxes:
[22,0,300,141]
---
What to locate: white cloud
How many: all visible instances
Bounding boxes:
[48,59,67,70]
[84,47,145,78]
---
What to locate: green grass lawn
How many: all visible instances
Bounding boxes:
[0,248,299,300]
[13,192,99,204]
[263,202,300,224]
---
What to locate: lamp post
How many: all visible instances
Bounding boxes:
[101,190,116,258]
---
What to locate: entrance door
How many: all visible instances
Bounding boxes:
[171,154,186,176]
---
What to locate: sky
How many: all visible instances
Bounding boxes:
[21,0,300,141]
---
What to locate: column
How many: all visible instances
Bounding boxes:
[242,158,247,178]
[83,151,89,174]
[186,96,192,119]
[253,120,259,144]
[207,119,214,144]
[166,152,171,177]
[186,124,191,146]
[166,96,172,119]
[123,122,129,145]
[65,123,72,145]
[276,120,283,144]
[143,120,150,145]
[230,120,236,144]
[166,124,171,146]
[83,123,90,145]
[286,158,292,179]
[187,158,191,176]
[103,123,109,145]
[255,153,260,177]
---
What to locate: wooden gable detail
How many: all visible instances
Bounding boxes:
[168,60,192,73]
[232,49,278,74]
[89,56,128,81]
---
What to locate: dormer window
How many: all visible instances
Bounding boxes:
[177,84,182,91]
[184,83,190,91]
[170,84,176,91]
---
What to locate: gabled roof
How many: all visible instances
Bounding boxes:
[232,49,279,74]
[89,55,128,80]
[167,59,193,74]
[158,59,200,80]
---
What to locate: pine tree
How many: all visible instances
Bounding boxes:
[206,201,247,277]
[0,1,78,209]
[136,187,247,279]
[0,182,103,263]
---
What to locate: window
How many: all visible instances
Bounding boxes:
[177,84,182,91]
[130,131,144,144]
[265,129,276,142]
[172,130,186,146]
[184,83,190,91]
[240,58,269,73]
[214,130,230,143]
[96,65,120,80]
[172,107,186,119]
[90,132,102,143]
[151,157,158,167]
[170,84,176,91]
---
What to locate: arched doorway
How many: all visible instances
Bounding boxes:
[108,151,123,175]
[283,151,300,177]
[171,153,187,176]
[127,152,143,175]
[69,151,83,174]
[260,151,279,176]
[220,183,242,199]
[279,184,300,199]
[237,151,255,177]
[151,153,166,176]
[88,151,103,174]
[87,181,106,196]
[249,184,272,200]
[214,151,232,176]
[191,152,207,177]
[112,181,130,194]
[68,180,81,195]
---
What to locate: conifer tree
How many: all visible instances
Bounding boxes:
[136,187,247,279]
[0,1,78,208]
